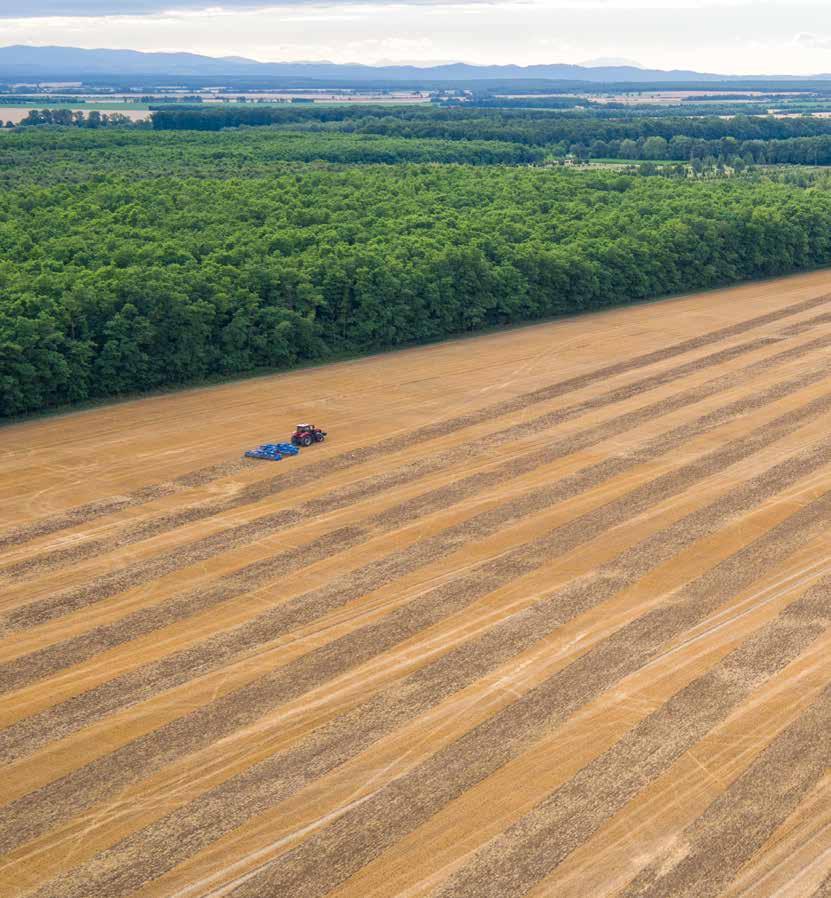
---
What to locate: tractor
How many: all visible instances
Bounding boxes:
[291,423,327,447]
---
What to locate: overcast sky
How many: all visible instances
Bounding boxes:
[3,1,831,74]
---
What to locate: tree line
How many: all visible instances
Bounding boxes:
[145,105,831,166]
[559,133,831,165]
[14,108,145,128]
[150,105,831,144]
[19,106,831,170]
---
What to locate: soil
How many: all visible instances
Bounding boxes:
[2,270,831,897]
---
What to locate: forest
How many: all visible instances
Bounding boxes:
[6,105,831,417]
[0,128,541,186]
[4,118,831,417]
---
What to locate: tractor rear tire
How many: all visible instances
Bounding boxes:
[301,435,312,447]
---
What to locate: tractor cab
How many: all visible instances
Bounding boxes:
[291,423,327,447]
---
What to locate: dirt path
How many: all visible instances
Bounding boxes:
[2,270,831,897]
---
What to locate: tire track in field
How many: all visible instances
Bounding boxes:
[1,349,827,704]
[0,333,782,583]
[0,334,788,624]
[2,394,830,858]
[620,680,831,898]
[429,582,831,898]
[2,293,828,555]
[22,442,831,898]
[212,481,831,898]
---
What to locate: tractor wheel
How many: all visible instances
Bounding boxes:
[301,435,312,447]
[314,432,325,442]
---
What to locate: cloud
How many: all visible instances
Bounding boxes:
[0,0,790,17]
[0,0,474,15]
[1,1,256,14]
[794,32,831,49]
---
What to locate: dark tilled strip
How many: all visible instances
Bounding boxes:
[1,351,827,709]
[2,292,828,557]
[0,335,789,626]
[620,680,831,898]
[215,483,831,898]
[1,334,784,583]
[0,459,254,553]
[2,396,830,859]
[782,310,831,336]
[25,441,831,898]
[813,871,831,897]
[431,585,831,898]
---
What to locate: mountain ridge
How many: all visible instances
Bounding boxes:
[1,44,829,84]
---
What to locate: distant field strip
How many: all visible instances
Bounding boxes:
[2,273,831,898]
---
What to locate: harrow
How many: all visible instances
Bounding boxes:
[243,442,300,461]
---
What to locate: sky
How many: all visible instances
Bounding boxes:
[3,0,831,75]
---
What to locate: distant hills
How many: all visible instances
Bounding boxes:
[1,45,829,86]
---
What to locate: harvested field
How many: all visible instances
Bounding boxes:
[2,269,831,898]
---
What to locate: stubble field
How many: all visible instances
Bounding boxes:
[2,270,831,897]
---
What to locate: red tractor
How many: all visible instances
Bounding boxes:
[291,423,327,447]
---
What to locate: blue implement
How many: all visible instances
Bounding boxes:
[244,444,283,461]
[243,441,302,461]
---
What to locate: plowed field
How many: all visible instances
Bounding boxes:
[3,270,831,898]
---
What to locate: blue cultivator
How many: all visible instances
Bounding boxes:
[244,442,301,461]
[275,443,300,456]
